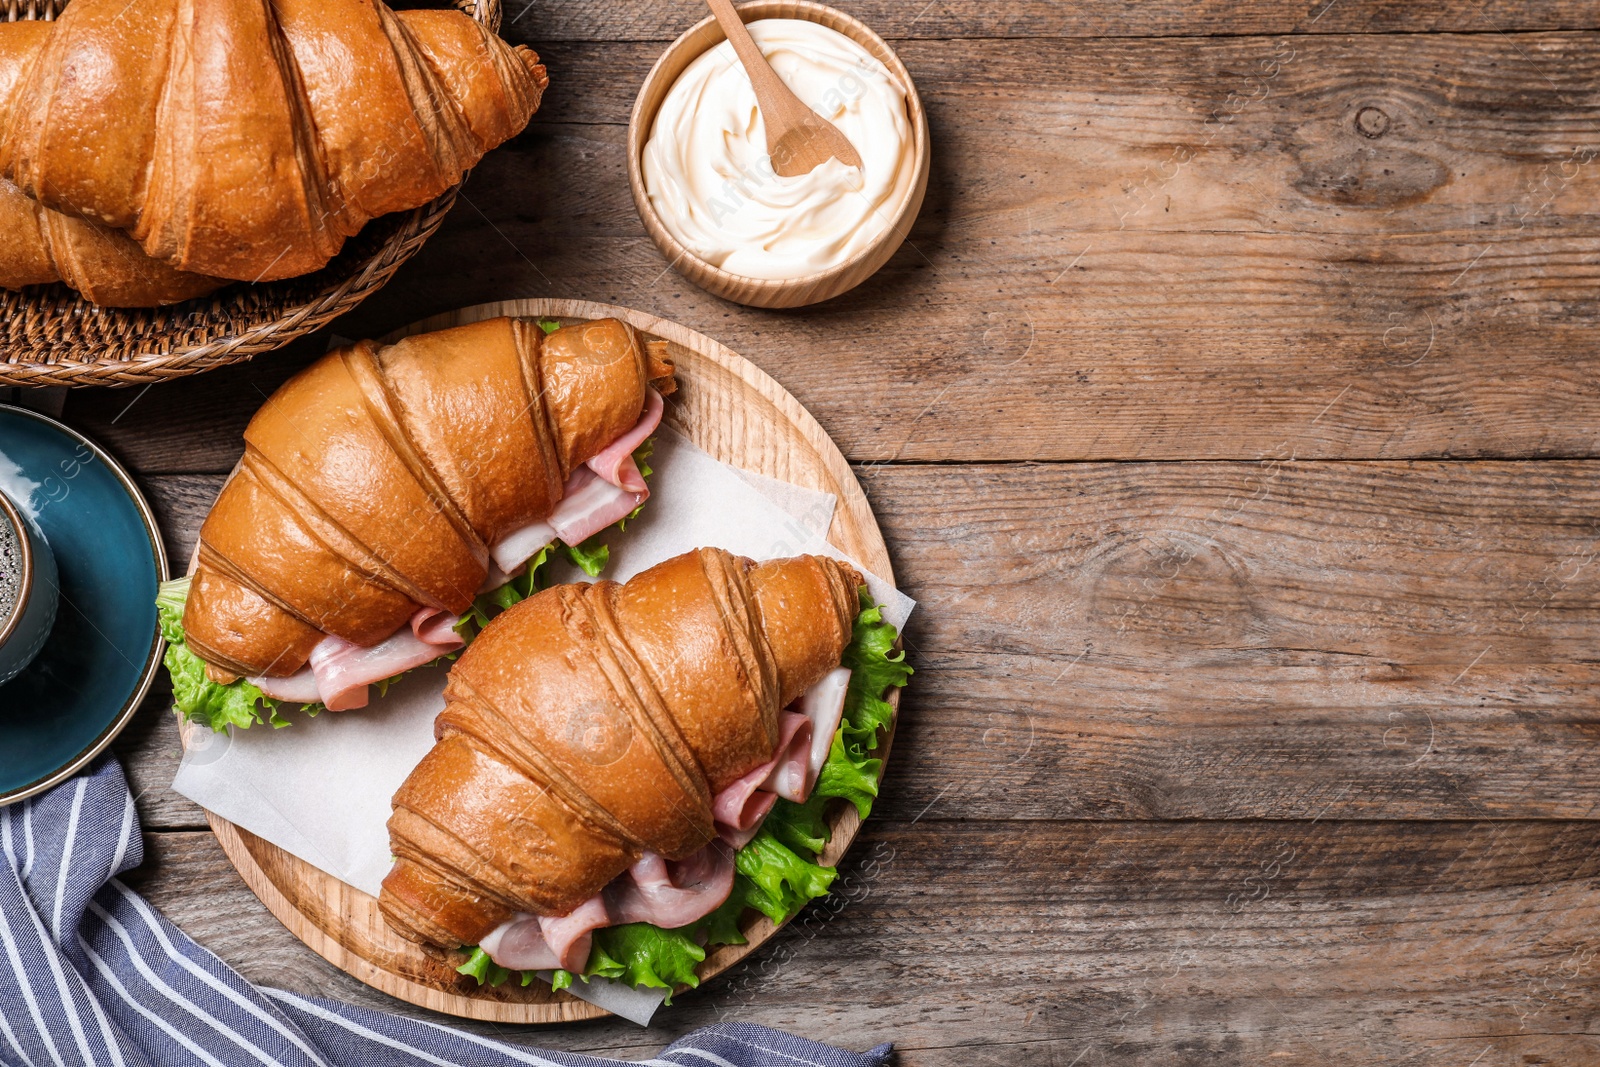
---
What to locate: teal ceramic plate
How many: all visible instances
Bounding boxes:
[0,406,166,805]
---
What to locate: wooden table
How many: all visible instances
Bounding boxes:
[50,2,1600,1062]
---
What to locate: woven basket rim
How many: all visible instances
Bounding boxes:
[0,0,502,387]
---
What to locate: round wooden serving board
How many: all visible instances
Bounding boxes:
[181,299,899,1023]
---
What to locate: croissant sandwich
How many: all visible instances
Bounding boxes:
[379,546,910,999]
[157,315,675,725]
[0,0,547,298]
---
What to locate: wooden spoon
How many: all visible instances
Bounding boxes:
[703,0,864,177]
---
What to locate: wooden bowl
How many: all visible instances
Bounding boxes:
[0,0,503,388]
[627,0,929,309]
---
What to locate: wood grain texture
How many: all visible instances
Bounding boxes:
[864,459,1600,822]
[62,32,1600,464]
[866,460,1600,666]
[513,0,1600,41]
[177,300,899,1022]
[131,822,1600,1066]
[112,696,206,831]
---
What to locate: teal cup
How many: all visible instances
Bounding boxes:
[0,486,58,686]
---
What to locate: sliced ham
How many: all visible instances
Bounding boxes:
[489,520,555,576]
[608,845,735,929]
[548,466,645,549]
[797,667,852,781]
[488,395,659,573]
[479,913,561,972]
[538,894,610,972]
[759,711,815,803]
[248,667,321,704]
[480,845,735,974]
[303,607,464,711]
[410,607,464,646]
[491,469,643,576]
[713,757,780,834]
[717,793,776,849]
[587,388,663,493]
[710,671,852,844]
[713,711,811,842]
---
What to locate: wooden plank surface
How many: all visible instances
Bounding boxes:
[66,31,1600,465]
[127,822,1600,1066]
[51,4,1600,1064]
[517,1,1600,40]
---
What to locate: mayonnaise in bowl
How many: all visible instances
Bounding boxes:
[642,18,916,282]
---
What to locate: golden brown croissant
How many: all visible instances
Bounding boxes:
[0,19,219,304]
[183,316,676,689]
[0,0,547,283]
[0,177,224,306]
[379,547,862,951]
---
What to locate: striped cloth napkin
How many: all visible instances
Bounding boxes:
[0,757,891,1067]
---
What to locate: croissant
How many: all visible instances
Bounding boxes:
[0,0,547,284]
[379,547,862,951]
[184,316,675,694]
[0,20,218,305]
[0,177,224,307]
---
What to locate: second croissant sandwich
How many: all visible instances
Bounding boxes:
[380,547,902,992]
[158,315,675,723]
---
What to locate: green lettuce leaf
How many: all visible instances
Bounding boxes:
[562,536,610,577]
[840,602,913,757]
[455,946,512,987]
[157,577,284,731]
[537,318,563,335]
[846,603,914,695]
[696,891,749,948]
[764,793,831,856]
[163,640,283,731]
[587,924,704,1003]
[154,579,189,645]
[733,829,837,924]
[542,924,706,1006]
[814,731,882,819]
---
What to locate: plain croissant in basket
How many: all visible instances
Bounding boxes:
[0,0,548,304]
[178,316,675,713]
[0,178,226,308]
[379,546,862,959]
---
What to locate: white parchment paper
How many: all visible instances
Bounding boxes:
[172,428,913,1025]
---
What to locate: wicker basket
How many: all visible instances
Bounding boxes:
[0,0,501,387]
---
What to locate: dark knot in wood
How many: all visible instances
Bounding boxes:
[1355,106,1391,139]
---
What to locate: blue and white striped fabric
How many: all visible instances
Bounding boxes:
[0,758,891,1067]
